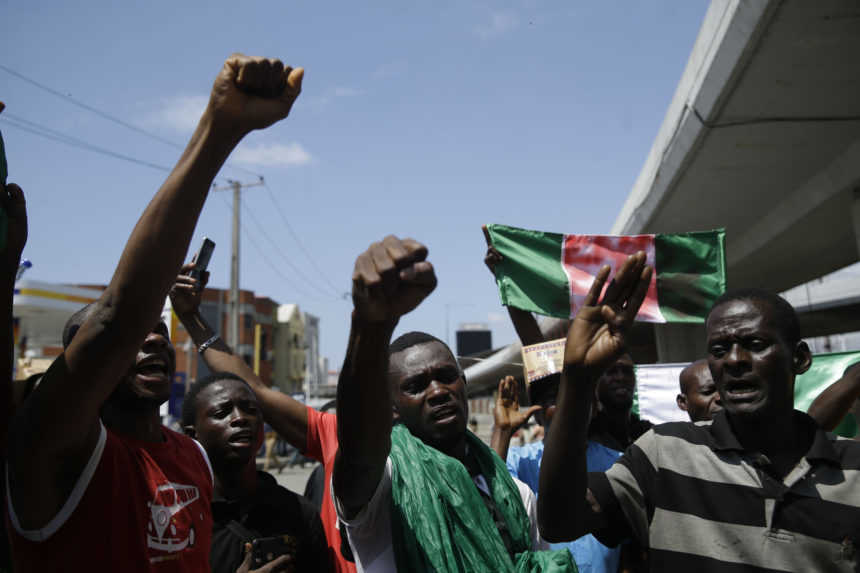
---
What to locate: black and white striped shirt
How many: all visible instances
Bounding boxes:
[589,410,860,572]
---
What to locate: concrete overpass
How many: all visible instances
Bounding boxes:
[467,0,860,392]
[611,0,860,361]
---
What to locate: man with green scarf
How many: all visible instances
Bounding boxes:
[332,235,576,572]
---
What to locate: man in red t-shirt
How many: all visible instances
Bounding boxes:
[6,54,304,572]
[170,268,356,573]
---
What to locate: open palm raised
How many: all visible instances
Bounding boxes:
[563,252,652,374]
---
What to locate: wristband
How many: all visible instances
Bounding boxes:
[198,335,220,354]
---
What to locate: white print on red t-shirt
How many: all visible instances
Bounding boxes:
[146,481,200,559]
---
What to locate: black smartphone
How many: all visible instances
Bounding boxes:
[188,237,215,281]
[251,534,298,570]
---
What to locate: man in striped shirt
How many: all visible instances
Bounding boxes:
[538,252,860,572]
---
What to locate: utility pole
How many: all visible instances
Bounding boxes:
[212,177,264,350]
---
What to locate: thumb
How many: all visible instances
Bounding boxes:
[524,405,543,420]
[236,542,253,573]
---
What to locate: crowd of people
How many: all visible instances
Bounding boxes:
[0,54,858,572]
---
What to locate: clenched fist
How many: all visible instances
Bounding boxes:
[352,235,437,324]
[208,53,304,136]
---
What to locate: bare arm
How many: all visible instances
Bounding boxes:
[538,253,651,542]
[807,362,860,432]
[490,375,541,460]
[0,181,27,457]
[8,55,303,529]
[170,265,308,447]
[333,236,436,519]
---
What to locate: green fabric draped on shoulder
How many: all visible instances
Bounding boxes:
[388,423,576,572]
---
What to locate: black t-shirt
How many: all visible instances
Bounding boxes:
[210,471,332,573]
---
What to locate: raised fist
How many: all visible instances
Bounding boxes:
[208,53,303,136]
[352,235,437,324]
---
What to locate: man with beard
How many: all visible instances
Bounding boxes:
[332,235,574,572]
[539,255,860,571]
[5,54,303,571]
[182,373,331,573]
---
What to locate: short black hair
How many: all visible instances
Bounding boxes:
[706,288,800,346]
[389,331,449,356]
[62,303,96,348]
[181,372,251,427]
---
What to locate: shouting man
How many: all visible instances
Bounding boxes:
[331,235,574,572]
[6,54,303,571]
[539,255,860,572]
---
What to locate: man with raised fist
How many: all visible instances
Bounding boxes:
[6,54,303,572]
[331,236,574,572]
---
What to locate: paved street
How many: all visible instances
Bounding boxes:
[259,457,318,494]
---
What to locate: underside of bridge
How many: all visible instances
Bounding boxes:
[612,0,860,361]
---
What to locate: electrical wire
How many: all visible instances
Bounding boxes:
[1,66,347,302]
[1,115,175,174]
[0,63,263,179]
[215,195,322,301]
[263,182,346,298]
[240,201,341,300]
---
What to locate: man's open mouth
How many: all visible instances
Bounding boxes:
[724,380,760,401]
[430,404,460,423]
[136,356,169,381]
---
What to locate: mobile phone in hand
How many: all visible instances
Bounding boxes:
[188,237,215,281]
[251,534,298,571]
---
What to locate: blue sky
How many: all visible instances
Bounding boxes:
[2,0,710,367]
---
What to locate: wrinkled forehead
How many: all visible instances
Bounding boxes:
[706,299,771,336]
[389,341,459,378]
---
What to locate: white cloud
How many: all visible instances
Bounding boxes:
[232,142,312,168]
[487,312,506,324]
[144,95,209,133]
[475,11,519,39]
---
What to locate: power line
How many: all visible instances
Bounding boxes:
[214,194,322,301]
[263,182,346,298]
[240,200,341,300]
[0,63,263,179]
[1,115,175,173]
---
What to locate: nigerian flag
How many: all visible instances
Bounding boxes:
[485,223,726,323]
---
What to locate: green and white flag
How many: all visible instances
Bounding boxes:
[485,224,726,323]
[632,351,859,438]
